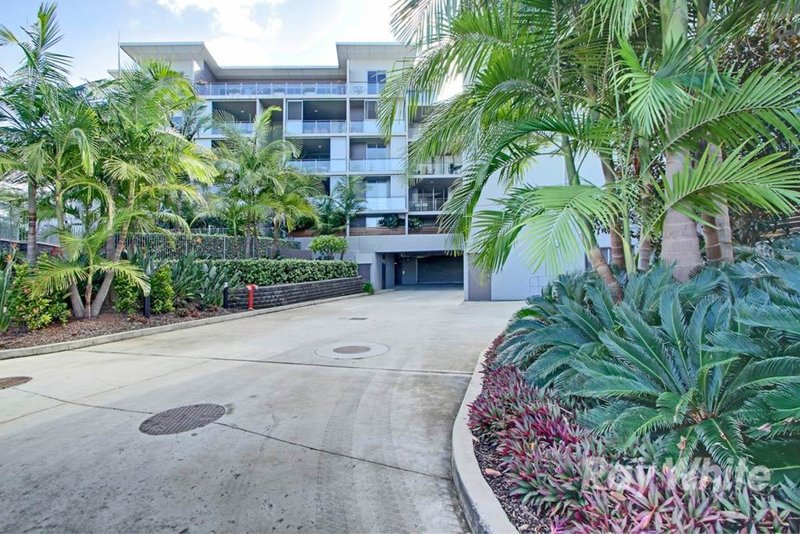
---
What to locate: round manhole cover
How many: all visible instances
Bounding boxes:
[139,404,225,436]
[0,377,32,390]
[333,345,371,355]
[316,342,389,360]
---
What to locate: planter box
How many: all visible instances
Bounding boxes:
[228,277,364,310]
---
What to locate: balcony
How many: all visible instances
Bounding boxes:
[288,159,347,173]
[350,120,406,135]
[285,120,347,135]
[348,82,386,96]
[409,194,447,212]
[349,227,406,236]
[195,81,347,98]
[349,158,403,173]
[415,157,463,175]
[205,122,255,136]
[361,196,407,212]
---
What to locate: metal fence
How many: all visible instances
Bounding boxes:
[119,233,301,261]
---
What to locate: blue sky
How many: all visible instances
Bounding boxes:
[1,0,396,83]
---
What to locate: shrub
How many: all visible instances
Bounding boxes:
[170,255,229,309]
[113,272,141,313]
[204,258,357,287]
[309,235,348,260]
[362,282,374,295]
[8,263,70,331]
[150,265,174,314]
[496,252,800,475]
[470,363,800,532]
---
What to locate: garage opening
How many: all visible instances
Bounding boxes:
[395,253,464,286]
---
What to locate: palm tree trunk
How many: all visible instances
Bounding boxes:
[638,236,654,271]
[661,151,703,280]
[588,246,623,301]
[54,186,85,317]
[26,180,37,264]
[600,157,626,270]
[84,274,93,319]
[90,221,129,317]
[702,213,722,262]
[716,203,734,263]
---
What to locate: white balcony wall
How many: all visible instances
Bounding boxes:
[330,138,347,160]
[389,136,407,159]
[391,175,407,195]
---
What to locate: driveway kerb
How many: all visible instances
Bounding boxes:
[0,292,367,361]
[452,349,516,534]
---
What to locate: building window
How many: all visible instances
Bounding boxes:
[287,101,302,120]
[367,70,386,94]
[365,177,390,198]
[364,100,378,120]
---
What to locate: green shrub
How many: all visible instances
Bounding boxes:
[363,282,374,295]
[309,235,348,260]
[113,272,141,313]
[150,265,174,314]
[170,255,229,308]
[9,263,70,331]
[0,249,17,332]
[204,258,357,287]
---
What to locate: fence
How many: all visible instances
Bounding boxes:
[119,233,302,261]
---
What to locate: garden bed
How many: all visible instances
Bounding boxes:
[0,309,234,350]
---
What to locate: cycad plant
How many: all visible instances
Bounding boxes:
[499,241,800,477]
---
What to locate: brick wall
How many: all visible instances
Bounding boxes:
[228,277,364,309]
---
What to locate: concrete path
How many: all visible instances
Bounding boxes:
[0,287,520,533]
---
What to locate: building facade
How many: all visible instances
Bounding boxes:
[118,41,607,300]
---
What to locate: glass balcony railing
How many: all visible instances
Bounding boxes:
[205,122,255,136]
[195,81,347,97]
[348,82,386,95]
[285,120,347,135]
[288,159,347,173]
[415,157,463,175]
[361,197,407,211]
[409,195,448,212]
[350,120,406,135]
[349,158,403,173]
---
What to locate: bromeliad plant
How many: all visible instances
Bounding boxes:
[495,240,800,477]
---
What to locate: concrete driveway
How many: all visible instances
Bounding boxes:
[0,287,520,533]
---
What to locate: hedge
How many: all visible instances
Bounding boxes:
[122,233,300,261]
[203,259,358,287]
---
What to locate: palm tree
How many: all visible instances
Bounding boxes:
[0,2,71,264]
[36,222,149,319]
[213,109,321,257]
[383,0,800,291]
[86,61,216,316]
[332,175,365,237]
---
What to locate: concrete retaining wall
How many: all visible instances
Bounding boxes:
[229,277,364,309]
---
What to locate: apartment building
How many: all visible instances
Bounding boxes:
[118,42,606,300]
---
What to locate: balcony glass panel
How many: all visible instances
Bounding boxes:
[206,122,254,135]
[288,159,347,173]
[195,82,346,98]
[362,197,407,211]
[415,157,463,175]
[349,158,403,173]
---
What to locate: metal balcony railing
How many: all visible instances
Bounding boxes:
[196,82,347,97]
[349,158,403,173]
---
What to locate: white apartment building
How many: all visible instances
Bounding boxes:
[118,41,606,301]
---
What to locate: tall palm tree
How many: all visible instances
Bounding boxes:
[0,2,71,264]
[383,0,800,291]
[87,61,216,316]
[213,109,321,258]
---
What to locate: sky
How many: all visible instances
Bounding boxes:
[0,0,397,83]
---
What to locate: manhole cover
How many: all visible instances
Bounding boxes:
[0,377,32,390]
[316,342,389,360]
[333,345,371,354]
[139,404,225,436]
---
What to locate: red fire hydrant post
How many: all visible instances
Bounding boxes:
[247,284,258,310]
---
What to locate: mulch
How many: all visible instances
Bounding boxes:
[0,308,238,350]
[473,437,542,532]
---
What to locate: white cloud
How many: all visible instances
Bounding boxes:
[155,0,285,65]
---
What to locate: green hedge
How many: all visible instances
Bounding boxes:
[204,259,358,287]
[123,233,300,261]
